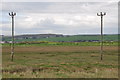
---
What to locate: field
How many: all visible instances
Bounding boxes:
[2,42,118,78]
[3,34,118,42]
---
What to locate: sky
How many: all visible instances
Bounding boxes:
[0,1,118,35]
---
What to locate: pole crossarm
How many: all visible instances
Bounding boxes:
[9,12,16,17]
[97,12,106,16]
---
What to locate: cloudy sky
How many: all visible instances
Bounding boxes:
[0,2,118,35]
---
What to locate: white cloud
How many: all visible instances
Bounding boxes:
[1,2,118,35]
[2,0,119,2]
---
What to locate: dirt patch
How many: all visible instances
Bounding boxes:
[32,67,60,72]
[2,68,26,73]
[2,46,118,53]
[2,67,60,74]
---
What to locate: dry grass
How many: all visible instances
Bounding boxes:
[2,46,118,53]
[2,46,118,78]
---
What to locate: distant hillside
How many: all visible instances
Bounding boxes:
[2,34,65,41]
[38,35,118,42]
[1,34,118,42]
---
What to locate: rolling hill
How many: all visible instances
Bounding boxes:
[1,34,118,42]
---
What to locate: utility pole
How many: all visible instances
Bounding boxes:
[97,12,106,60]
[9,12,16,61]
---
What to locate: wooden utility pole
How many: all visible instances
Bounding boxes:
[97,12,106,60]
[9,12,16,61]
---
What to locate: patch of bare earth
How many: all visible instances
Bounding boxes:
[2,46,118,53]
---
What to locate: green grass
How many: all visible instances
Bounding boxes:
[1,41,118,47]
[39,35,118,42]
[3,34,119,42]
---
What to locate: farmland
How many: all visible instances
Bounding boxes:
[2,34,118,42]
[2,42,118,78]
[37,35,118,42]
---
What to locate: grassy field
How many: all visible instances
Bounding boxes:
[38,35,118,42]
[2,42,118,78]
[2,41,118,46]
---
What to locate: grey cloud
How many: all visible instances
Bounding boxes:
[1,2,118,35]
[15,17,117,35]
[2,2,115,13]
[31,18,68,31]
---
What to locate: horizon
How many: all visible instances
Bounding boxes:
[1,33,119,37]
